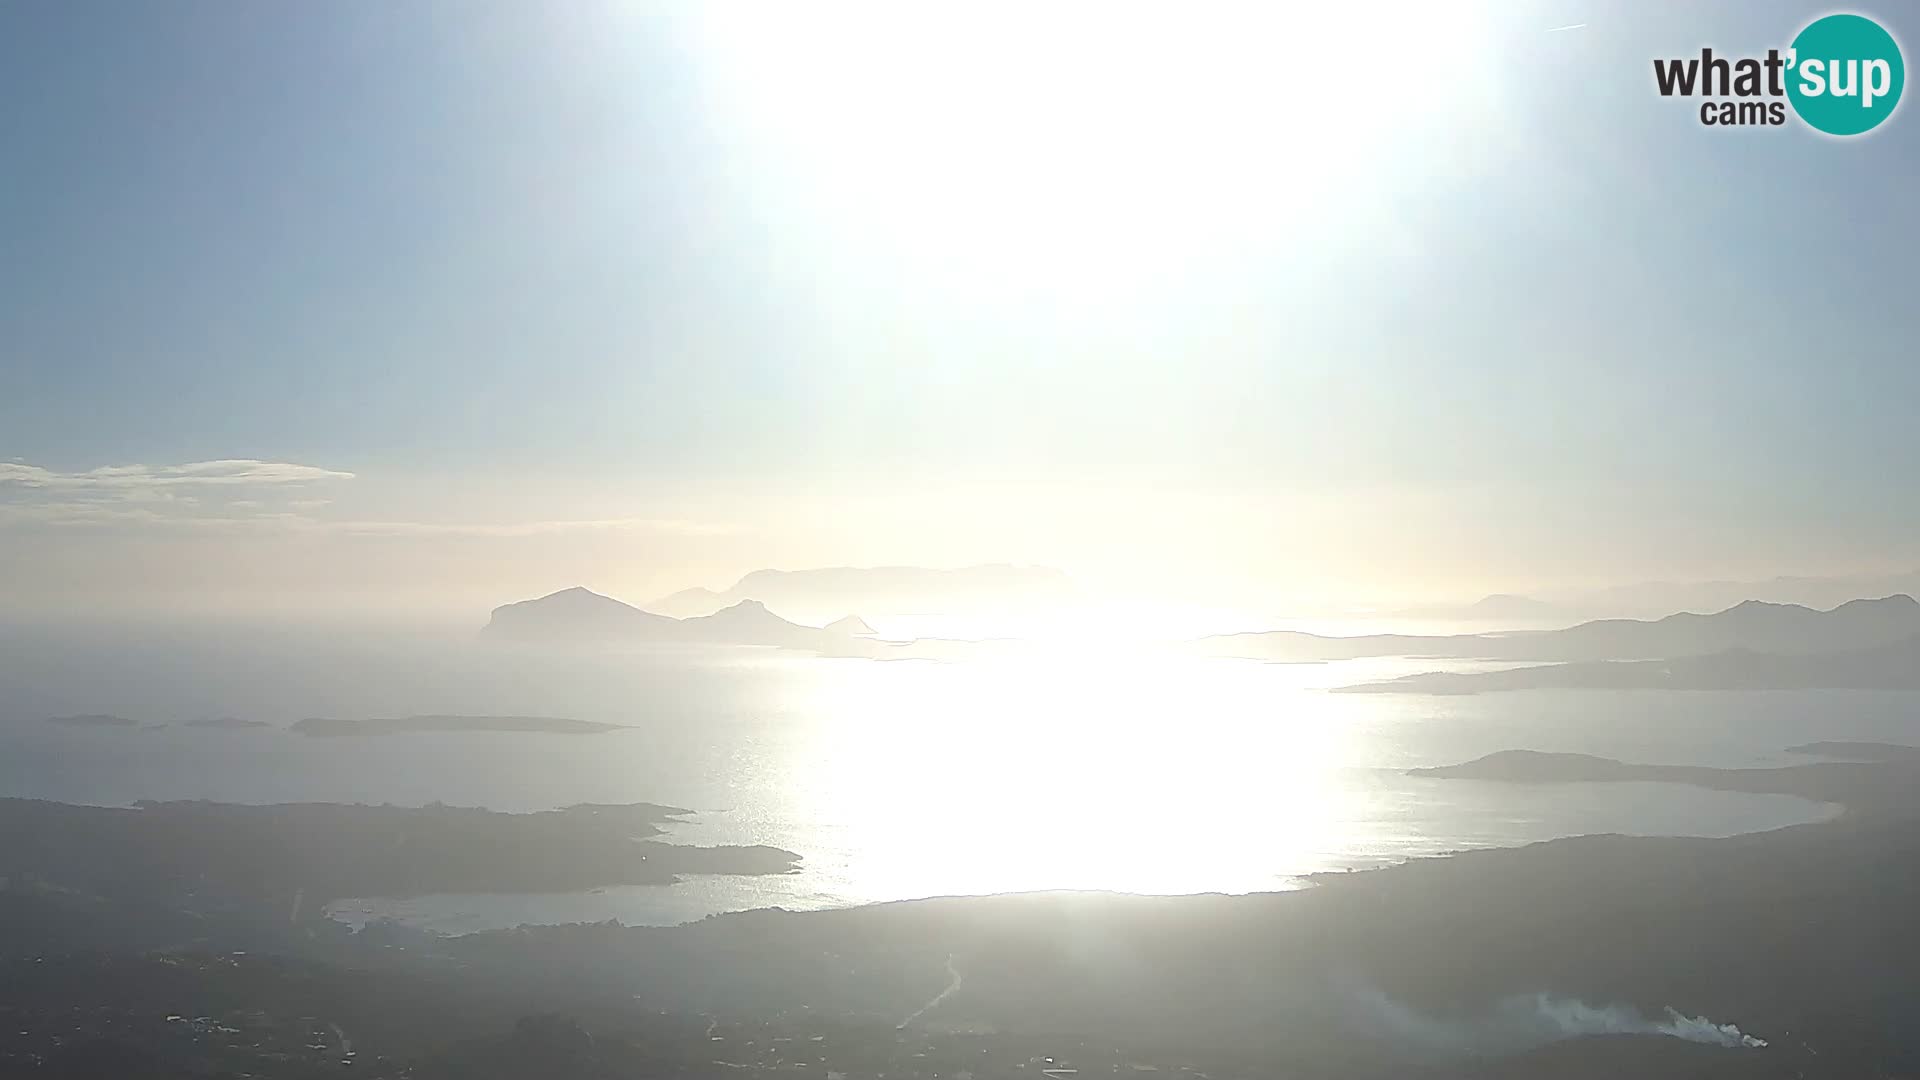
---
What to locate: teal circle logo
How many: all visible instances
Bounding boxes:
[1786,14,1904,135]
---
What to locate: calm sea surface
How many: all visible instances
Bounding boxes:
[3,624,1905,932]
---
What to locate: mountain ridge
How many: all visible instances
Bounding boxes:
[1201,594,1920,663]
[1334,631,1920,695]
[482,587,862,651]
[647,564,1076,619]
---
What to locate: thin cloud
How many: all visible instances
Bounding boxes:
[0,459,730,538]
[0,459,354,490]
[0,458,354,528]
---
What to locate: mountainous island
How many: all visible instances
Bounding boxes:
[1567,569,1920,621]
[1392,593,1570,623]
[646,564,1077,619]
[824,614,877,636]
[1334,635,1920,694]
[1202,594,1920,665]
[483,587,875,652]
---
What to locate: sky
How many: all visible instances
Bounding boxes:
[3,1,1918,619]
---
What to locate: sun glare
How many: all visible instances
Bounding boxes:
[795,650,1368,902]
[692,4,1488,292]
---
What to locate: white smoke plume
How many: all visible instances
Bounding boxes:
[1341,984,1767,1054]
[1529,994,1767,1049]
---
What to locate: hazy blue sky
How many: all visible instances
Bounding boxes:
[3,1,1917,615]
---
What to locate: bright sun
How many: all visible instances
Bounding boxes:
[691,4,1488,291]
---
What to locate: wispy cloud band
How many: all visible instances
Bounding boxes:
[0,459,355,490]
[0,459,730,538]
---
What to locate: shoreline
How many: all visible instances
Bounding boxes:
[324,776,1842,935]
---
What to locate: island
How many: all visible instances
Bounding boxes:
[47,713,136,728]
[291,715,632,737]
[646,564,1077,619]
[1333,636,1920,695]
[1202,594,1920,664]
[1403,748,1898,814]
[483,587,887,652]
[824,614,878,636]
[0,797,798,913]
[1788,741,1920,763]
[186,716,273,730]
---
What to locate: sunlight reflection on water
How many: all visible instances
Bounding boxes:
[307,650,1843,931]
[0,624,1862,932]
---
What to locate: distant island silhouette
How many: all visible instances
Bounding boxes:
[1563,568,1920,621]
[291,715,632,737]
[1406,748,1893,812]
[824,614,878,636]
[646,564,1076,619]
[47,714,135,728]
[482,586,886,653]
[186,716,272,730]
[1392,593,1568,623]
[1787,741,1920,764]
[1336,634,1920,695]
[1204,594,1920,665]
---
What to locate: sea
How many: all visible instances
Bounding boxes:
[3,618,1910,934]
